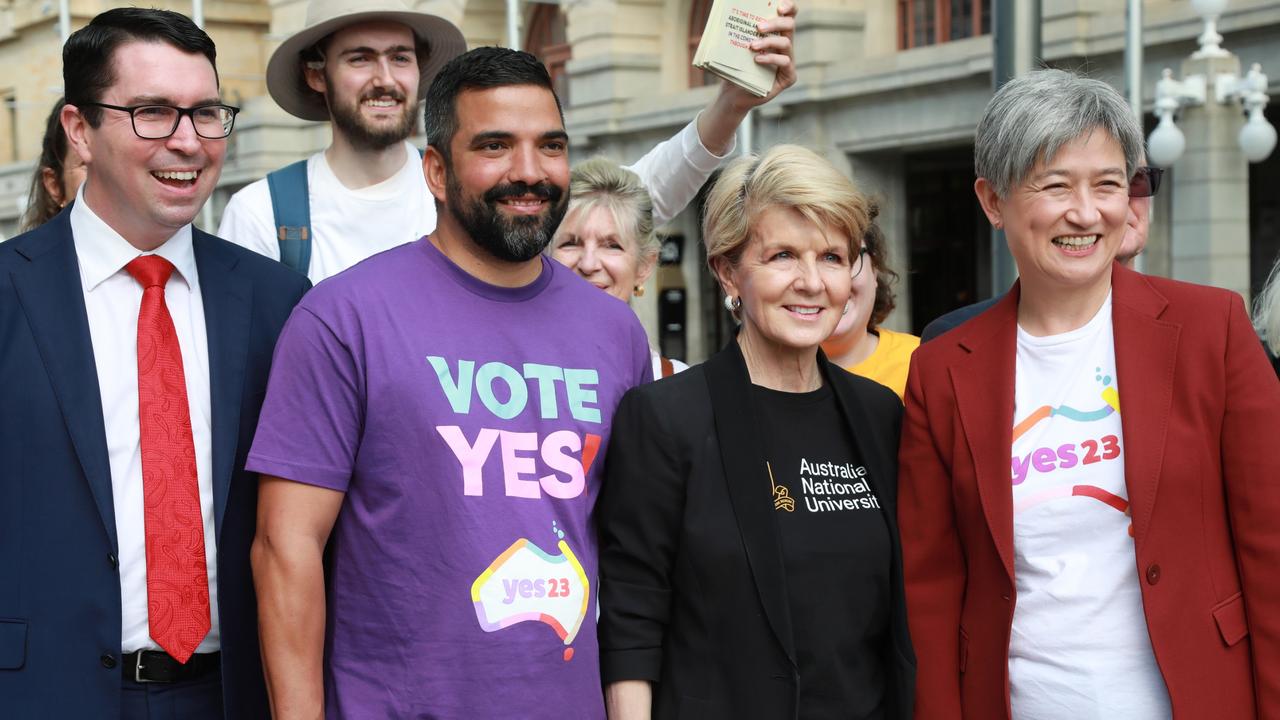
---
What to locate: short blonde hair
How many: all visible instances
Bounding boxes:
[703,144,870,268]
[563,157,659,264]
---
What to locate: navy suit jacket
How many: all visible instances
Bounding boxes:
[0,207,309,718]
[919,297,1000,343]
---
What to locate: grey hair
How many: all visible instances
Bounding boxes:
[1254,257,1280,355]
[975,68,1144,198]
[562,157,659,262]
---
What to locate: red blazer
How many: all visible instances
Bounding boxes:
[898,264,1280,719]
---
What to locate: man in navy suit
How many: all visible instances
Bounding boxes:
[0,9,308,719]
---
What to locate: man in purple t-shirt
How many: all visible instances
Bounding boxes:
[248,48,652,719]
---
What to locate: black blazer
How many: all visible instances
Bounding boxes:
[0,207,310,718]
[598,341,915,720]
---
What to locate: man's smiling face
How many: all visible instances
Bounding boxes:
[73,39,225,246]
[309,20,419,150]
[442,84,570,263]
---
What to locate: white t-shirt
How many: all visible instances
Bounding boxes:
[218,120,727,284]
[1008,293,1171,720]
[649,347,689,379]
[218,141,433,284]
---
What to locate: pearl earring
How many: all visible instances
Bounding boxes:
[723,295,741,312]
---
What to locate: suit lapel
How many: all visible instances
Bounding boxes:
[9,213,118,549]
[1110,265,1177,544]
[704,343,798,667]
[950,288,1020,581]
[193,231,252,540]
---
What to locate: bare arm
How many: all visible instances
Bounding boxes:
[251,476,345,720]
[605,680,653,720]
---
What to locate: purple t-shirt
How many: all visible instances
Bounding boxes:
[247,238,652,719]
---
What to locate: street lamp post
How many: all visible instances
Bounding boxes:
[58,0,71,43]
[1148,64,1276,166]
[989,0,1042,297]
[193,0,215,233]
[1146,0,1275,297]
[1126,0,1144,271]
[507,0,521,49]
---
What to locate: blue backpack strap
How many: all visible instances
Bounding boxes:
[266,159,312,275]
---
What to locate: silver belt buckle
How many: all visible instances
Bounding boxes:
[134,651,160,683]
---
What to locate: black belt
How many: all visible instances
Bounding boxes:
[123,650,221,683]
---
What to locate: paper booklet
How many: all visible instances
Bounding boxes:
[692,0,779,97]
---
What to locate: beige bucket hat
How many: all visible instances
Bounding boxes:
[266,0,467,121]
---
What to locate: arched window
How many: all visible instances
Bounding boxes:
[898,0,990,50]
[687,0,718,88]
[526,4,572,104]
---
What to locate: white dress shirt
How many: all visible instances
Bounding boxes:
[70,190,220,655]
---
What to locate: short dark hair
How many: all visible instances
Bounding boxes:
[423,46,562,164]
[63,8,218,127]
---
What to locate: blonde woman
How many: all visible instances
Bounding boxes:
[597,144,915,720]
[551,158,687,378]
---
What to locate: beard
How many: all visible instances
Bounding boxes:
[446,173,568,263]
[326,85,417,150]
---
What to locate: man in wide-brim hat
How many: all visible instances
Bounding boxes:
[266,0,466,123]
[217,0,466,283]
[218,0,802,286]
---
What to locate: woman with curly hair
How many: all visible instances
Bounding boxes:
[820,205,918,399]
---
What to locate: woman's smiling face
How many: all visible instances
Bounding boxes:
[551,204,651,302]
[980,130,1130,294]
[719,206,854,355]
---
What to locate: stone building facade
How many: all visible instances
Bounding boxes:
[2,0,1279,363]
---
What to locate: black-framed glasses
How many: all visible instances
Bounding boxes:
[1129,165,1164,198]
[82,102,240,139]
[852,246,869,279]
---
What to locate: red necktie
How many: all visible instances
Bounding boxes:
[125,255,210,664]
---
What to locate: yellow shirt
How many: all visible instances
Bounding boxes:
[847,328,921,400]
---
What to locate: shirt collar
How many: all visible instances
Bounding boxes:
[70,184,197,293]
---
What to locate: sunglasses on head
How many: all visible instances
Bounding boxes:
[1129,166,1164,198]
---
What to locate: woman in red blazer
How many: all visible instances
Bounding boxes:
[899,68,1280,719]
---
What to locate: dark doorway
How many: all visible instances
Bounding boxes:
[1250,106,1280,300]
[693,169,737,358]
[904,147,992,334]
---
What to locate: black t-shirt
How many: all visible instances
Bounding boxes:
[752,383,890,720]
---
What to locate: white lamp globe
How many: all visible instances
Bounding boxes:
[1239,108,1278,162]
[1191,0,1229,16]
[1148,113,1187,167]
